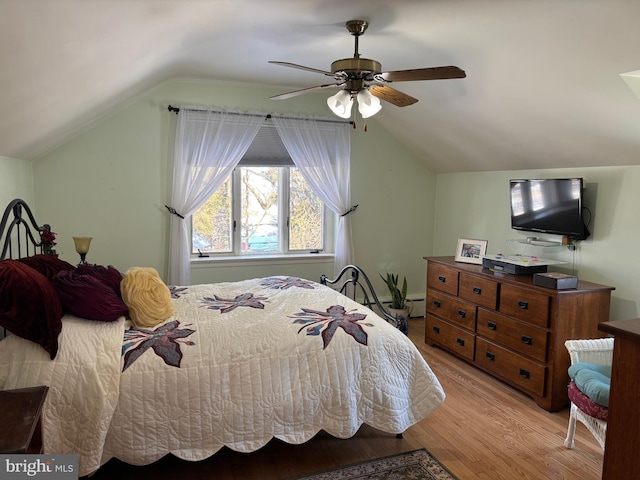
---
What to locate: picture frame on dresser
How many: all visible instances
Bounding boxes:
[454,238,487,264]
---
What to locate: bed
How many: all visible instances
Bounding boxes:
[0,198,445,477]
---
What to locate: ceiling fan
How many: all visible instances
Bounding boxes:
[269,20,466,119]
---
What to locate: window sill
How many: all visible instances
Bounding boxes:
[190,253,335,268]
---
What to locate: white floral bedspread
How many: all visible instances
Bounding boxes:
[0,276,445,476]
[0,315,124,476]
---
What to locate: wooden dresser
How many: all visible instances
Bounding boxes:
[424,256,614,412]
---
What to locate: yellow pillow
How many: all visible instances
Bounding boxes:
[120,267,175,328]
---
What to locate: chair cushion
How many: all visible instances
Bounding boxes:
[568,381,608,421]
[568,362,611,407]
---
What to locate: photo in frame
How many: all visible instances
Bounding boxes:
[454,238,488,264]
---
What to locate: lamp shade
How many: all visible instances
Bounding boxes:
[327,90,354,118]
[72,236,92,254]
[357,89,382,118]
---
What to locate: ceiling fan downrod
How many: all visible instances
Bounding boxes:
[346,20,368,59]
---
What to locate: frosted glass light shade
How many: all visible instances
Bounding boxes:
[72,236,93,264]
[357,89,382,118]
[72,236,93,254]
[327,90,354,118]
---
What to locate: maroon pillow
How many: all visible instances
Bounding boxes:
[75,263,124,298]
[53,269,128,322]
[0,259,63,359]
[17,254,76,280]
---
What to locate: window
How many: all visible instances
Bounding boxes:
[191,124,333,256]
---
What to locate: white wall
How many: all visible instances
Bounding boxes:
[30,79,436,300]
[433,167,639,321]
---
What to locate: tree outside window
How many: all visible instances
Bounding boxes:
[192,166,326,255]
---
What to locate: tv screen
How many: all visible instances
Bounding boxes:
[509,178,589,240]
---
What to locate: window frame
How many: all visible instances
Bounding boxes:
[191,165,335,260]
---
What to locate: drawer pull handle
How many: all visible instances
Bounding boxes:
[456,338,465,347]
[486,352,495,361]
[433,300,441,308]
[519,368,531,379]
[438,275,446,283]
[473,286,482,295]
[432,326,440,334]
[521,335,532,345]
[487,321,497,330]
[517,300,529,310]
[457,310,466,318]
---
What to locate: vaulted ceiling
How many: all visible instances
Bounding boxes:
[2,0,639,173]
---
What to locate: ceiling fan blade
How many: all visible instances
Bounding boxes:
[270,83,342,100]
[268,61,335,77]
[368,85,418,107]
[378,66,466,82]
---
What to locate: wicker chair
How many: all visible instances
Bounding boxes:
[563,338,614,450]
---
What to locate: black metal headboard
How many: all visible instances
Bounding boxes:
[0,198,51,260]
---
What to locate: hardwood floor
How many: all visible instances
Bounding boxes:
[88,318,603,479]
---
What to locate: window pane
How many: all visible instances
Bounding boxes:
[289,168,323,251]
[241,167,279,253]
[192,176,232,253]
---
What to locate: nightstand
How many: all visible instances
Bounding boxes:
[0,386,49,454]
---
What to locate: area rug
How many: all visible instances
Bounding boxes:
[289,448,458,480]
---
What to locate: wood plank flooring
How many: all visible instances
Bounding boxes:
[87,318,603,479]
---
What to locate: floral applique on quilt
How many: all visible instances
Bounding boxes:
[291,305,374,349]
[260,276,316,290]
[122,320,195,371]
[200,292,269,313]
[169,286,189,299]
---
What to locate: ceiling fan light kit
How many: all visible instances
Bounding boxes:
[269,19,466,121]
[327,89,353,118]
[356,89,382,118]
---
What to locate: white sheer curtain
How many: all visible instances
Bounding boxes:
[272,116,353,276]
[168,109,263,285]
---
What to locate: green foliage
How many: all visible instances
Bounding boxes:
[289,168,322,250]
[192,178,232,252]
[193,166,324,254]
[380,273,408,309]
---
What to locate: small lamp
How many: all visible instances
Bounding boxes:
[72,236,93,264]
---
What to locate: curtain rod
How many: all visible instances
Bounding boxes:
[167,105,352,125]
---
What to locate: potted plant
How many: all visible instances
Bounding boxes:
[380,272,413,329]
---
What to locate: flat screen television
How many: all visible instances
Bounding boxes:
[509,178,590,240]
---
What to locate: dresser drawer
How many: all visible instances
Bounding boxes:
[459,273,498,310]
[499,284,550,327]
[475,338,546,397]
[427,262,459,296]
[477,308,548,363]
[426,291,476,331]
[426,315,476,361]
